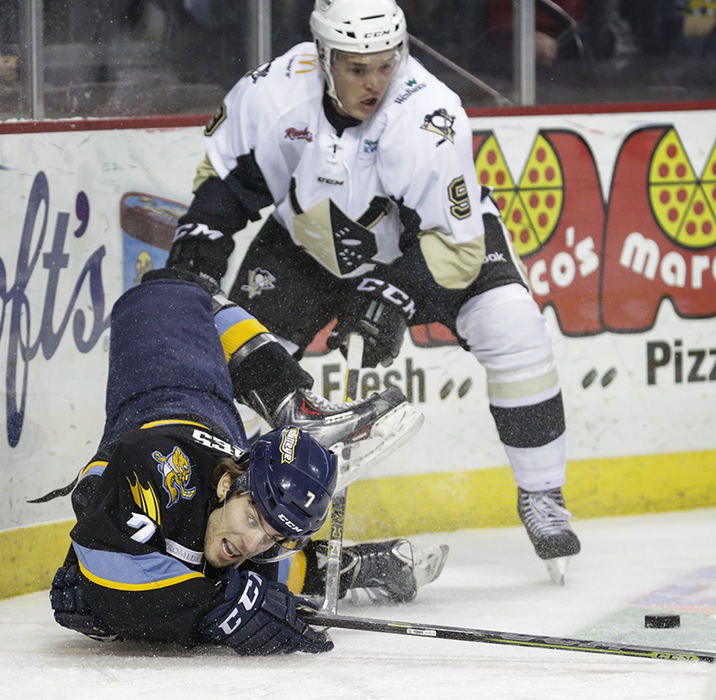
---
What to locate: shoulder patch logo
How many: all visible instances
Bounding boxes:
[244,60,273,83]
[152,446,197,507]
[285,126,314,142]
[241,267,276,299]
[295,54,318,74]
[420,108,456,146]
[394,78,426,104]
[205,102,227,136]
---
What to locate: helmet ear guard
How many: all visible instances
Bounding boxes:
[310,0,408,109]
[228,426,337,561]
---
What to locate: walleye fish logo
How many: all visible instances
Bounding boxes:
[153,446,197,507]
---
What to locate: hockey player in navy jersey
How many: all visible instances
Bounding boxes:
[167,0,580,580]
[49,269,447,655]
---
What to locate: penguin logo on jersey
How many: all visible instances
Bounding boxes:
[152,446,197,508]
[241,267,276,299]
[420,108,456,146]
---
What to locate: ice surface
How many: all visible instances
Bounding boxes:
[2,508,715,699]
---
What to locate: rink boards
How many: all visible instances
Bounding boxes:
[1,103,715,597]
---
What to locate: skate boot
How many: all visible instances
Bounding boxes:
[307,539,450,604]
[273,387,423,490]
[517,486,580,585]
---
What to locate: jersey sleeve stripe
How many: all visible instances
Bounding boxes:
[282,549,307,593]
[73,542,204,591]
[217,317,269,361]
[78,461,108,482]
[140,418,211,430]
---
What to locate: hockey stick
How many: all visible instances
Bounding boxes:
[321,333,364,614]
[307,612,716,664]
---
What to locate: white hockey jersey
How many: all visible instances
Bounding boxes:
[201,42,492,283]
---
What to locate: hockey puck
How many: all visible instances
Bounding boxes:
[644,614,680,628]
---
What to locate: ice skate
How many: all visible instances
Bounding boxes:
[273,387,423,489]
[517,486,580,585]
[313,539,449,604]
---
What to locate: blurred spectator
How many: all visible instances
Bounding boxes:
[487,0,618,67]
[0,0,20,84]
[0,55,18,84]
[151,0,313,86]
[271,0,314,51]
[618,0,687,55]
[401,1,491,84]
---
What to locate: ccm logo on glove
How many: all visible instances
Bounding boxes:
[173,222,224,242]
[202,567,333,654]
[356,278,416,319]
[218,571,262,634]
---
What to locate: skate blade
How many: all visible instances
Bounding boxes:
[413,544,450,589]
[332,403,424,491]
[545,556,571,586]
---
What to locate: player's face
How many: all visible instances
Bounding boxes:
[330,48,400,120]
[204,477,285,567]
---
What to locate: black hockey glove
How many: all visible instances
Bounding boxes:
[200,569,333,656]
[327,275,416,368]
[166,221,235,284]
[50,564,119,642]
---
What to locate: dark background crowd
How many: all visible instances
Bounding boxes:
[1,0,715,119]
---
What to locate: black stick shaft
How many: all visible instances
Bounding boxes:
[308,612,715,663]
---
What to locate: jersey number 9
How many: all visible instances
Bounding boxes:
[448,175,471,220]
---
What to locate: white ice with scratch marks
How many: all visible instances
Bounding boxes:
[2,508,715,699]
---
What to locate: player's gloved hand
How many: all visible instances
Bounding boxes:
[200,569,333,656]
[327,275,416,368]
[167,221,235,284]
[50,564,119,642]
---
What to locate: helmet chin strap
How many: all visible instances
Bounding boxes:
[227,471,250,498]
[320,61,349,116]
[208,470,249,514]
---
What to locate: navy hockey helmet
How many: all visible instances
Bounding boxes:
[229,426,337,560]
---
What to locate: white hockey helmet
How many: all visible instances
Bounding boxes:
[310,0,408,106]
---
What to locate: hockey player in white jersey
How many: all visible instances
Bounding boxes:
[168,0,580,581]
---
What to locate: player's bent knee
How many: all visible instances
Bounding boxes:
[456,284,554,369]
